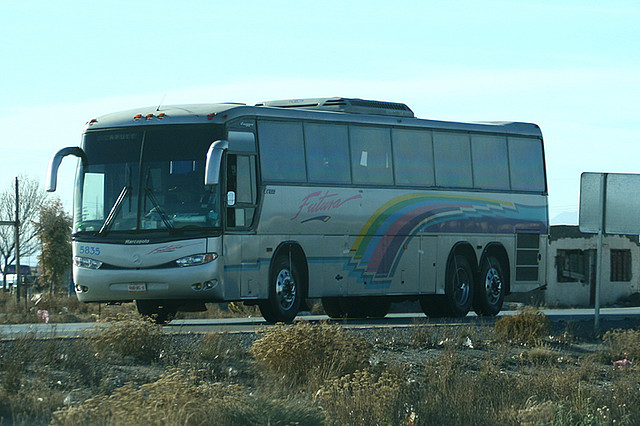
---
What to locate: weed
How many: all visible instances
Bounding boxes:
[250,321,371,389]
[418,347,523,425]
[52,369,324,425]
[409,322,435,347]
[520,345,562,366]
[317,366,413,425]
[603,328,640,362]
[88,313,163,363]
[227,301,259,317]
[494,307,550,345]
[516,398,558,426]
[194,332,250,381]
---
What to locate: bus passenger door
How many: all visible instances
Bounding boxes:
[223,153,260,299]
[419,236,437,294]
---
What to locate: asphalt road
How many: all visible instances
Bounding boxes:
[1,307,639,338]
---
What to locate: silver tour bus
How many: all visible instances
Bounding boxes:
[47,98,548,322]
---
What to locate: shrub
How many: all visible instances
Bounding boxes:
[519,345,562,366]
[603,328,640,362]
[250,322,371,389]
[194,332,250,380]
[52,369,324,425]
[418,349,522,425]
[494,307,550,345]
[317,367,412,425]
[410,324,435,347]
[89,314,163,363]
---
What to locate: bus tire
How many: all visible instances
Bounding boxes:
[364,297,391,318]
[419,295,447,318]
[136,300,178,324]
[473,256,505,316]
[443,254,474,317]
[259,255,301,324]
[338,297,369,319]
[321,297,346,319]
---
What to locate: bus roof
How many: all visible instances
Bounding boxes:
[85,98,542,137]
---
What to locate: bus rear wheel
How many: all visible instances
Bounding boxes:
[420,295,447,318]
[321,297,346,319]
[443,254,474,317]
[473,256,505,316]
[363,297,391,318]
[259,255,302,323]
[322,297,391,319]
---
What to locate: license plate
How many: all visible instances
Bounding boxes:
[128,283,147,293]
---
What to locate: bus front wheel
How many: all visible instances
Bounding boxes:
[259,255,302,323]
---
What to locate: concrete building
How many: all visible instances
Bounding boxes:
[545,225,640,307]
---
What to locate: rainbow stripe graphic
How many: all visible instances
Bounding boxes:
[348,193,547,283]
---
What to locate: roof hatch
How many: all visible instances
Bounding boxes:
[255,97,414,118]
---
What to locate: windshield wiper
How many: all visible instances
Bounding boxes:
[144,187,174,230]
[98,186,130,235]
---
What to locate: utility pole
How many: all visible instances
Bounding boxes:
[15,177,21,305]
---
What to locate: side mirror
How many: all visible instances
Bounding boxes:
[204,140,229,186]
[226,191,236,206]
[47,147,87,192]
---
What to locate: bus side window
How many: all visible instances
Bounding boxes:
[226,154,257,229]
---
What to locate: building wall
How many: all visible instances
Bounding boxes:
[545,226,640,307]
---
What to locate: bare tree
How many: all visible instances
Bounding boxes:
[36,197,72,294]
[0,175,47,289]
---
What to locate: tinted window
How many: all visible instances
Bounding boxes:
[392,129,434,187]
[433,132,472,188]
[258,121,306,182]
[508,137,545,192]
[471,135,510,190]
[304,123,351,184]
[350,126,393,185]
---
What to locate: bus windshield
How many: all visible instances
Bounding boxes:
[74,124,224,237]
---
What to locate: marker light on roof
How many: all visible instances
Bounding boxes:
[134,114,142,120]
[207,113,215,120]
[146,113,154,120]
[157,113,166,119]
[88,118,98,126]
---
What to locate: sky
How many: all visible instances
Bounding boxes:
[1,0,639,225]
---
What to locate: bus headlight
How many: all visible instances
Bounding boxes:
[74,257,103,270]
[175,253,218,267]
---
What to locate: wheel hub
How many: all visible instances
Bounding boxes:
[485,268,502,304]
[275,269,296,310]
[454,267,470,305]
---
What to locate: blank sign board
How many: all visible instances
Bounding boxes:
[579,172,640,235]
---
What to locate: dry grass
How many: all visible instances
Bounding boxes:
[52,369,324,426]
[603,328,640,362]
[519,345,565,366]
[3,313,640,424]
[494,307,551,345]
[317,366,414,425]
[250,321,371,390]
[0,292,277,325]
[88,313,164,363]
